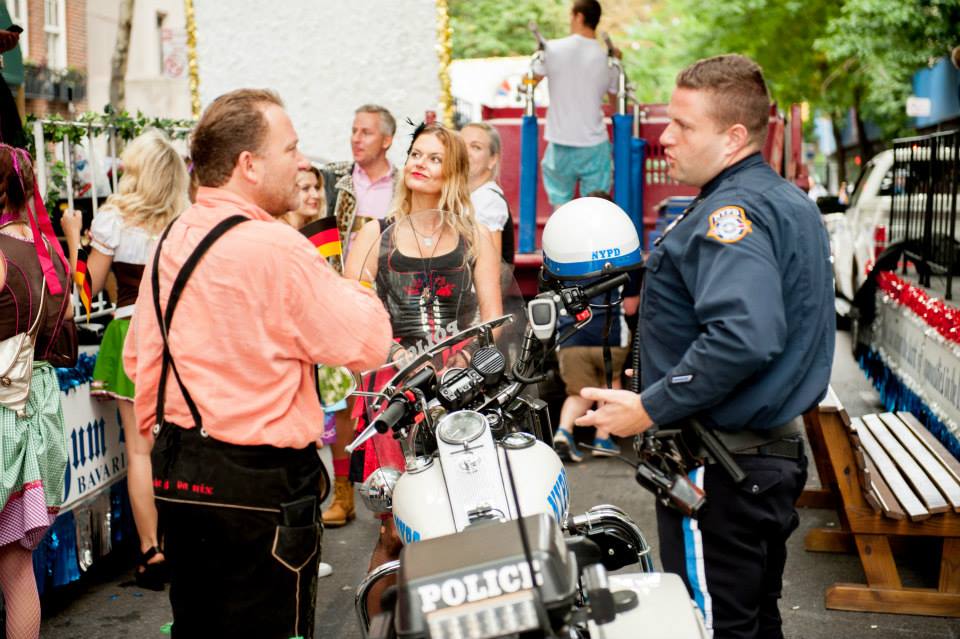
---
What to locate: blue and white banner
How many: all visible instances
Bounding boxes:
[58,351,127,512]
[870,294,960,454]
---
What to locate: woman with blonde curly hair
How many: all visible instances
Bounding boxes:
[344,122,503,614]
[347,122,502,335]
[62,128,190,590]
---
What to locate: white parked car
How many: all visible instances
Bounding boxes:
[824,150,895,313]
[826,144,957,315]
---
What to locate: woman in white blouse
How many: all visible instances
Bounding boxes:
[62,129,190,590]
[461,122,513,263]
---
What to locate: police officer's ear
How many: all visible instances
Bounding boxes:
[724,123,753,158]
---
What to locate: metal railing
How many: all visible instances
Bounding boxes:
[890,130,960,298]
[31,117,193,322]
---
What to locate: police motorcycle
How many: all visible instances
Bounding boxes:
[345,206,708,639]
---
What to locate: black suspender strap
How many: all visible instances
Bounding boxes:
[151,215,249,431]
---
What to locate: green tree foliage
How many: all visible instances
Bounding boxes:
[817,0,960,138]
[619,0,959,157]
[450,0,959,155]
[450,0,568,59]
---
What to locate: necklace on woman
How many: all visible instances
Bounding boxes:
[410,219,444,305]
[410,219,442,247]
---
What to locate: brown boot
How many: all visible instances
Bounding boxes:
[322,477,356,527]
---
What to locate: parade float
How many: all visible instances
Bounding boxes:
[27,109,193,593]
[853,129,960,460]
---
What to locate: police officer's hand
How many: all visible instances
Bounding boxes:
[575,387,653,438]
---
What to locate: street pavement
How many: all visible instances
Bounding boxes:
[38,329,960,638]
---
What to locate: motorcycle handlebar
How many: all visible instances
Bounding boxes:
[581,272,630,301]
[372,398,409,434]
[344,395,411,455]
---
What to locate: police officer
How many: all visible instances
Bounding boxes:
[577,54,834,639]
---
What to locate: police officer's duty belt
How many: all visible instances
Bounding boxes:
[706,418,804,462]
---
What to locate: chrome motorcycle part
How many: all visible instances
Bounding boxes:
[358,467,402,514]
[436,410,487,446]
[355,559,401,633]
[569,505,654,573]
[436,412,513,531]
[500,431,536,450]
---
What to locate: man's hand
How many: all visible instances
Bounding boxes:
[575,387,653,438]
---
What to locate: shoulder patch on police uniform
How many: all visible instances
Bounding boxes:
[706,206,752,244]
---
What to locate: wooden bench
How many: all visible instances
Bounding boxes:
[802,395,960,617]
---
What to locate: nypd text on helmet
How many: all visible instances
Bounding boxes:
[590,247,621,260]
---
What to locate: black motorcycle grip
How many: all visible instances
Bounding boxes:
[372,399,408,434]
[581,272,630,301]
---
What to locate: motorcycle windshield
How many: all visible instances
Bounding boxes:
[346,209,525,481]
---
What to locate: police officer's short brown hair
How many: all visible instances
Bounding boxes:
[676,54,771,146]
[190,88,284,188]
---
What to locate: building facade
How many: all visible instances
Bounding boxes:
[5,0,88,117]
[86,0,190,119]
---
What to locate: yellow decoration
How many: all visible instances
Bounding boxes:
[184,0,201,119]
[435,0,454,128]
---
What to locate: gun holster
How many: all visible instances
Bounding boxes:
[634,418,748,518]
[634,428,705,517]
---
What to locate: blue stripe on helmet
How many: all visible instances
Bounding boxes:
[543,247,642,278]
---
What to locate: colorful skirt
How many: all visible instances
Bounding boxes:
[0,362,68,549]
[92,317,135,400]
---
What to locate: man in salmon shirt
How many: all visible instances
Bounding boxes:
[123,88,392,639]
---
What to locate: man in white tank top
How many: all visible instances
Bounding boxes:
[533,0,619,208]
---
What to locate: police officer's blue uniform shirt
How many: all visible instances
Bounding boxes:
[639,153,834,431]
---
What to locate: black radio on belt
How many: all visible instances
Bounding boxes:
[634,430,706,517]
[633,418,749,517]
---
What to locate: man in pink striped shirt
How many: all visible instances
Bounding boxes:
[123,89,391,638]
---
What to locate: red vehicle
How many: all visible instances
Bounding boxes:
[483,103,788,296]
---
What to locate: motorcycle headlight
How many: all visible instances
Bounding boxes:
[437,410,487,446]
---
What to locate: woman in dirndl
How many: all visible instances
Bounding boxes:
[61,129,190,590]
[0,144,72,639]
[344,122,503,613]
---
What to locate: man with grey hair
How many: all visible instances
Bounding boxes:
[321,104,398,254]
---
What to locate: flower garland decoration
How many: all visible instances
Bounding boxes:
[876,271,960,345]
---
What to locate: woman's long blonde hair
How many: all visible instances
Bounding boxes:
[387,123,479,255]
[105,129,190,234]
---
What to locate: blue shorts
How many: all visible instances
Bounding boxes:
[541,140,612,207]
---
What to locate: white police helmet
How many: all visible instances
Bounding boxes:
[541,197,642,280]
